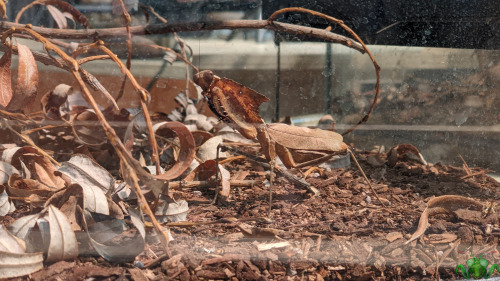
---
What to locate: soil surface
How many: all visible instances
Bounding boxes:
[5,146,500,281]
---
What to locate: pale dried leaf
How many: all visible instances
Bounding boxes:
[83,215,145,262]
[62,11,76,28]
[47,5,68,29]
[218,164,231,198]
[267,123,344,152]
[46,183,109,216]
[42,0,92,29]
[0,189,15,216]
[59,154,114,193]
[88,220,127,243]
[0,251,44,279]
[163,52,177,64]
[197,136,225,162]
[0,48,12,107]
[46,205,78,262]
[7,43,38,112]
[0,161,20,184]
[128,208,146,239]
[256,241,290,251]
[0,225,25,253]
[8,214,39,241]
[155,198,188,223]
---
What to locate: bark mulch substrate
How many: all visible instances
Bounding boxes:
[6,151,500,281]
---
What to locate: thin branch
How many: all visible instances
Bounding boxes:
[0,20,365,53]
[268,7,380,135]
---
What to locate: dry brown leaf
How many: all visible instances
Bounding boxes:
[1,147,66,190]
[152,121,196,180]
[8,173,57,199]
[266,123,346,168]
[424,233,458,244]
[405,195,484,244]
[184,159,216,181]
[7,43,39,112]
[191,130,213,147]
[0,48,12,108]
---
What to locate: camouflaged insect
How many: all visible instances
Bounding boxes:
[193,70,269,139]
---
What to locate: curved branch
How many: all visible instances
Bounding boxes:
[0,20,365,53]
[268,7,381,136]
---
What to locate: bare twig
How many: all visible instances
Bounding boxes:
[0,20,365,53]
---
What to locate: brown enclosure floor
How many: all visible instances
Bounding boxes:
[6,150,500,281]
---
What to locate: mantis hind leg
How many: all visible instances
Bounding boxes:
[268,157,275,217]
[211,144,223,204]
[486,264,499,278]
[455,265,470,279]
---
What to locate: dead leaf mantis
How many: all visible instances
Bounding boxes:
[194,70,384,216]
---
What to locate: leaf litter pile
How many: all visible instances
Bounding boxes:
[0,2,499,281]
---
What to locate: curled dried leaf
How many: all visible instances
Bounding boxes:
[405,195,484,245]
[387,144,427,166]
[152,121,196,180]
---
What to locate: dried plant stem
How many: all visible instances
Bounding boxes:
[168,179,261,190]
[73,41,162,173]
[347,148,385,207]
[77,55,110,65]
[0,20,365,53]
[1,26,171,256]
[219,144,319,195]
[143,4,194,96]
[268,7,380,136]
[114,0,133,107]
[1,118,61,166]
